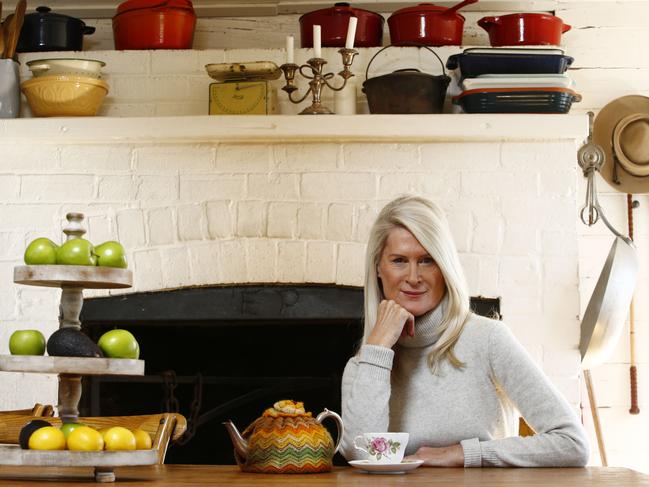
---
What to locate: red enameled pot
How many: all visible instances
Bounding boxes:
[299,2,384,48]
[478,13,571,46]
[113,0,196,50]
[388,0,477,47]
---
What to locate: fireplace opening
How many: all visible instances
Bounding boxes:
[80,285,499,465]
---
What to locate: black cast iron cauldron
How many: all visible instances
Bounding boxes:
[362,45,450,114]
[17,6,96,53]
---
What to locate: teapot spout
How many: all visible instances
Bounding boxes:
[223,420,248,461]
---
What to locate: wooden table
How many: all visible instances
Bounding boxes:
[0,465,648,486]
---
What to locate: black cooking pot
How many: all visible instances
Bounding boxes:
[17,6,96,53]
[362,46,450,113]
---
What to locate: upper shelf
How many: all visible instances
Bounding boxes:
[14,265,133,289]
[0,114,588,144]
[0,0,557,18]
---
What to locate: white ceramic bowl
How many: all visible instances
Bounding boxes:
[26,58,106,79]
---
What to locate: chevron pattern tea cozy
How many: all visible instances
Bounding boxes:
[238,400,336,473]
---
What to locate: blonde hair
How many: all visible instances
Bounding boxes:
[363,195,471,374]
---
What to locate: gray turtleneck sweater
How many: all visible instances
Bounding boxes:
[340,300,590,467]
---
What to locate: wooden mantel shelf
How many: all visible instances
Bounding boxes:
[0,114,588,145]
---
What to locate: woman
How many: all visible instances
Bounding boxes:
[340,195,589,467]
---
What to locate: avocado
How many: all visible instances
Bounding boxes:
[19,419,52,449]
[46,327,104,358]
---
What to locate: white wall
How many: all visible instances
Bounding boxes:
[0,125,584,465]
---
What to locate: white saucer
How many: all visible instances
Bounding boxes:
[348,459,424,474]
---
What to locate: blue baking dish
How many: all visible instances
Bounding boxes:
[446,49,574,79]
[452,87,581,113]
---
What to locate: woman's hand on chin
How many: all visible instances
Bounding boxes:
[366,300,415,348]
[404,444,465,467]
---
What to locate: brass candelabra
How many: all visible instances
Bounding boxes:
[279,48,358,115]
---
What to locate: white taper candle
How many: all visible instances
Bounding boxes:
[345,17,358,49]
[313,25,322,58]
[286,35,294,64]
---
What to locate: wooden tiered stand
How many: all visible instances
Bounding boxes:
[0,213,156,482]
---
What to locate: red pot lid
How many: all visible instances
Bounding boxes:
[390,3,448,18]
[115,0,194,16]
[299,2,382,21]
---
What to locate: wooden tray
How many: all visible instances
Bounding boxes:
[0,445,158,467]
[14,266,132,289]
[0,356,144,376]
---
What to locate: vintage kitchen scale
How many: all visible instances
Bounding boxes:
[205,61,281,115]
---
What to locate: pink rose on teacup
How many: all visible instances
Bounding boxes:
[370,437,388,454]
[354,433,409,463]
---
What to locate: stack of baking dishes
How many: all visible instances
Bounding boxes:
[446,48,581,113]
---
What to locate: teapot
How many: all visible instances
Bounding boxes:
[223,400,344,473]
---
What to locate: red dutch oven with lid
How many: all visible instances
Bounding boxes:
[299,2,384,48]
[388,0,477,46]
[478,13,571,46]
[113,0,196,50]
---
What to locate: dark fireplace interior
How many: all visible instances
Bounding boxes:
[80,285,499,465]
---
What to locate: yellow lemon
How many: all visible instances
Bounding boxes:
[133,429,152,450]
[28,426,66,450]
[60,422,85,439]
[103,426,136,451]
[67,426,104,451]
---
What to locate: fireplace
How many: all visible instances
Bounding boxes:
[79,284,499,465]
[80,285,362,464]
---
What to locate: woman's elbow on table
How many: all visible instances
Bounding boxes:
[568,432,591,467]
[553,428,590,467]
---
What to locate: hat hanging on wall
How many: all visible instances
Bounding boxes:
[593,95,649,194]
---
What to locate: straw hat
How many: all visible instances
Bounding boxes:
[593,95,649,194]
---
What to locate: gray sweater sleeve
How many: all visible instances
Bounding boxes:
[339,344,395,460]
[461,323,590,467]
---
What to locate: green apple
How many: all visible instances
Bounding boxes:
[98,329,140,359]
[56,238,97,266]
[60,422,86,439]
[24,238,58,265]
[94,241,128,269]
[9,330,46,355]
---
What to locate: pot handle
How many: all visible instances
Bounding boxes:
[562,22,572,33]
[477,16,499,30]
[365,44,447,81]
[83,26,96,35]
[316,409,344,454]
[442,0,478,17]
[28,63,51,75]
[333,2,352,13]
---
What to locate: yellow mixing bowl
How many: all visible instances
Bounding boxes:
[21,75,109,117]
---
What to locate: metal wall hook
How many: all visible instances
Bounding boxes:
[579,112,633,245]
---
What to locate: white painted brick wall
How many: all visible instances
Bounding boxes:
[306,241,336,283]
[188,242,221,285]
[178,204,206,242]
[277,240,306,283]
[298,204,324,240]
[206,201,234,239]
[117,209,146,248]
[0,136,582,419]
[268,202,298,239]
[148,207,175,246]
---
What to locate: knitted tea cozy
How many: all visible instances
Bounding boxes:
[238,400,335,474]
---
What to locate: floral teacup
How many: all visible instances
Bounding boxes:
[353,432,409,463]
